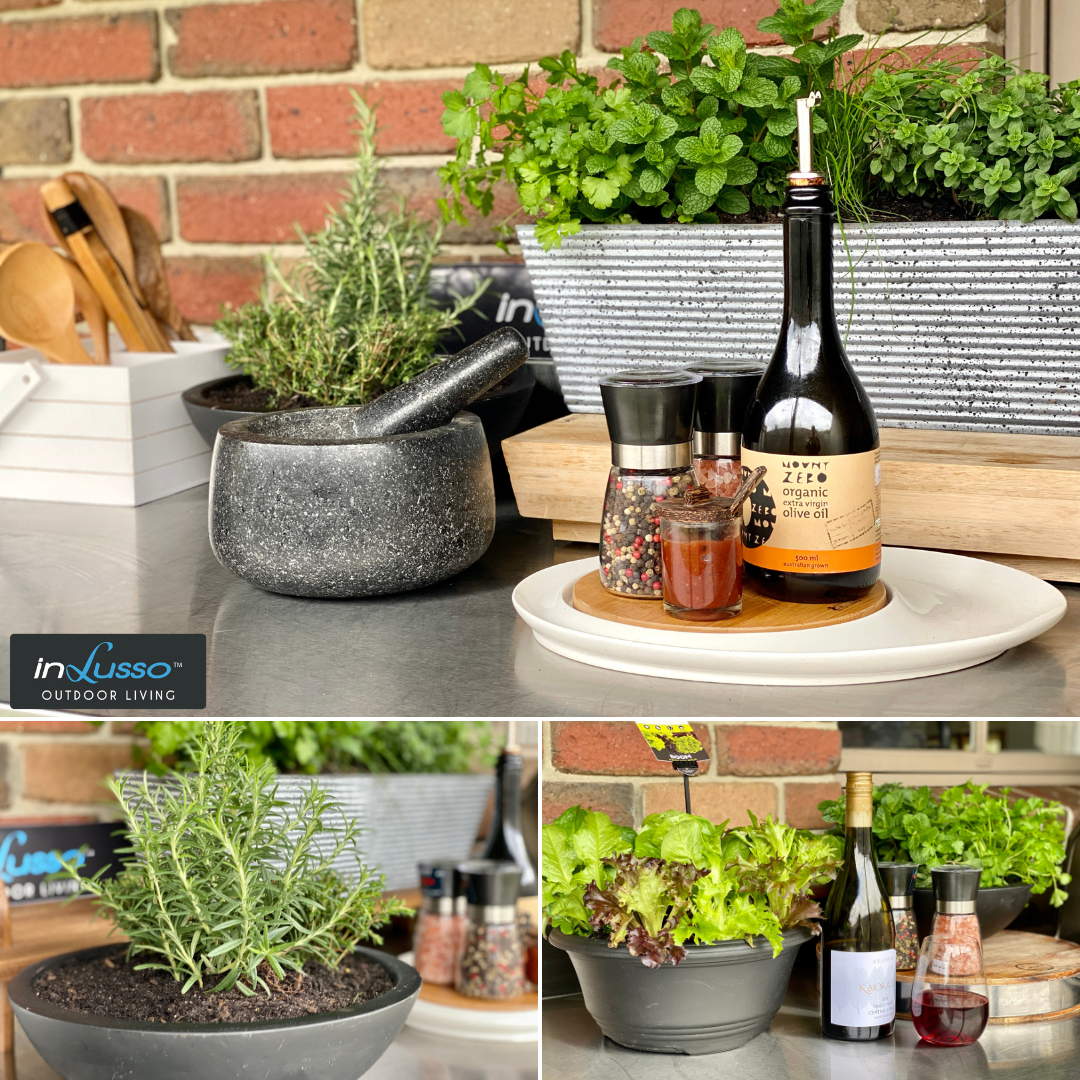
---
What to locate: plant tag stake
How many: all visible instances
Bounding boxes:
[636,724,709,813]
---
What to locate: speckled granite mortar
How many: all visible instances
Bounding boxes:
[209,409,495,598]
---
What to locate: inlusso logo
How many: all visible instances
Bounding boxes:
[10,633,206,710]
[0,830,88,884]
[34,640,177,685]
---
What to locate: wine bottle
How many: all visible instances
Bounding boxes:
[741,92,882,603]
[820,771,896,1041]
[480,726,537,895]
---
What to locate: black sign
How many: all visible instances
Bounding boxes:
[1,822,124,904]
[9,634,206,710]
[429,263,550,359]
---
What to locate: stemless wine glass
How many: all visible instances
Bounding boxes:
[910,934,989,1045]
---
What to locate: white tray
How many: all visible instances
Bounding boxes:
[399,953,538,1043]
[512,548,1066,686]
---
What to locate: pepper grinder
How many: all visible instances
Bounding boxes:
[685,361,764,497]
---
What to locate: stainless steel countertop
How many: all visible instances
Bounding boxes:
[542,976,1080,1080]
[11,1016,538,1080]
[1,488,1077,716]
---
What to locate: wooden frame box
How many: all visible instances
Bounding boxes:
[503,415,1080,583]
[0,333,231,507]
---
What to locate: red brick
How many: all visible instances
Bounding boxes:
[841,43,993,85]
[642,780,777,826]
[551,721,711,776]
[593,1,784,51]
[0,815,96,825]
[267,80,458,159]
[22,744,132,804]
[0,0,58,10]
[176,173,347,243]
[166,0,356,78]
[715,724,840,776]
[100,175,172,242]
[0,14,159,89]
[165,256,265,323]
[81,91,261,165]
[0,721,96,732]
[364,0,580,70]
[542,780,635,827]
[110,722,140,735]
[785,782,842,829]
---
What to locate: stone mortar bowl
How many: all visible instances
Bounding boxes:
[209,407,495,598]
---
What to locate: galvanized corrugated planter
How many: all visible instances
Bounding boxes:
[518,220,1080,436]
[118,772,493,893]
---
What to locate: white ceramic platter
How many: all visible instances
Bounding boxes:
[399,953,538,1043]
[512,548,1066,686]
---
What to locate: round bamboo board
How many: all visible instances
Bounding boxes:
[418,982,538,1012]
[572,570,888,634]
[896,931,1080,1025]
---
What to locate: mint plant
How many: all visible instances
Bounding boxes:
[63,722,410,995]
[818,781,1071,903]
[863,57,1080,221]
[440,2,860,248]
[542,806,842,966]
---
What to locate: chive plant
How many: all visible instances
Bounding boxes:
[62,721,409,996]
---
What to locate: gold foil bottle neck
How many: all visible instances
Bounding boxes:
[845,770,873,827]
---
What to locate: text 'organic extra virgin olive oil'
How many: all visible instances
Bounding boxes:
[821,772,896,1041]
[742,93,881,603]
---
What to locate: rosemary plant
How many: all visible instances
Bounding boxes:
[63,722,409,996]
[217,95,483,408]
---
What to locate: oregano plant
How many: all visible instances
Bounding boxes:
[440,1,861,248]
[61,721,410,996]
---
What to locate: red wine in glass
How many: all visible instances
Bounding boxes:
[912,988,989,1046]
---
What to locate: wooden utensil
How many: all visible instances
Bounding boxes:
[120,205,197,342]
[60,256,110,363]
[61,173,172,352]
[0,243,96,364]
[40,178,162,353]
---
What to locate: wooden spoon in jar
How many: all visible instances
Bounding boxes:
[120,205,197,341]
[60,256,110,363]
[0,243,96,364]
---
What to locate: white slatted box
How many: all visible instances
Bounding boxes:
[0,331,231,506]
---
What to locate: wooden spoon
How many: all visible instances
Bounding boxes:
[61,173,172,352]
[60,256,110,363]
[121,205,197,342]
[0,243,96,364]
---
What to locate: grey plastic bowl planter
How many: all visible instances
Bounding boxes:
[7,944,421,1080]
[548,925,812,1054]
[518,220,1080,436]
[117,771,494,894]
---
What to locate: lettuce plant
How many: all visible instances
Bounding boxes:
[818,781,1071,904]
[542,806,842,967]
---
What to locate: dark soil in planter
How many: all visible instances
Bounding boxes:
[201,376,319,412]
[32,946,395,1024]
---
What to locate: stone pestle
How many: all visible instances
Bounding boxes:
[351,325,529,438]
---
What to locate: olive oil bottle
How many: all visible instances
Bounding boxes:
[742,93,881,603]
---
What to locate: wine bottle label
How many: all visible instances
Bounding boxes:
[829,949,896,1027]
[740,448,882,574]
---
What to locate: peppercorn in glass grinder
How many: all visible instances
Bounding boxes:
[598,370,701,598]
[878,862,919,1015]
[910,865,989,1046]
[456,860,524,1000]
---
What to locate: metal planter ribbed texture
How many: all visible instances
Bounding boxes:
[518,220,1080,436]
[118,772,493,893]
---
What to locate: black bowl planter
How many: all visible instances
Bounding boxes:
[8,945,421,1080]
[548,926,812,1055]
[913,882,1032,941]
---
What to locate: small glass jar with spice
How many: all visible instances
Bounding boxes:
[597,370,701,599]
[686,361,764,498]
[456,860,524,1000]
[656,468,766,621]
[412,860,467,986]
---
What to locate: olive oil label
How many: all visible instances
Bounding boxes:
[740,448,881,574]
[829,949,897,1027]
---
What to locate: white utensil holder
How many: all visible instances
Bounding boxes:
[0,330,232,506]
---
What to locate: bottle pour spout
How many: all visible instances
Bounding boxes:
[789,91,825,186]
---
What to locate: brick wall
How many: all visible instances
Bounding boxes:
[542,720,843,830]
[0,720,137,823]
[0,1,1003,324]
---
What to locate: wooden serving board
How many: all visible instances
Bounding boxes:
[418,982,539,1012]
[572,570,888,633]
[503,414,1080,583]
[896,931,1080,1025]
